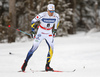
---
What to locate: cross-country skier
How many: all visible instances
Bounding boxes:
[21,4,60,72]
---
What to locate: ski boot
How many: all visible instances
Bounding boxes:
[45,65,54,71]
[21,60,27,72]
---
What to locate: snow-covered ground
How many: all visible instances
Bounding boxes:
[0,31,100,77]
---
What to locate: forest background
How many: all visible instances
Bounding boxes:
[0,0,100,43]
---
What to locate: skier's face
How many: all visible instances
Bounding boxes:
[48,10,55,16]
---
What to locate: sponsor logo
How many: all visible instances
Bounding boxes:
[37,34,41,37]
[42,18,56,23]
[35,39,39,42]
[41,32,49,34]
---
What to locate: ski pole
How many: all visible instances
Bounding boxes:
[8,25,32,37]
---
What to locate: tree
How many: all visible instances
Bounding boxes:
[68,0,76,34]
[8,0,16,43]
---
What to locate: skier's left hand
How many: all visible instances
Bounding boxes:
[31,27,35,38]
[31,31,35,38]
[53,29,57,37]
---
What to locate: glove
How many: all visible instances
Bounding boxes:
[31,28,35,38]
[53,29,57,37]
[31,22,35,38]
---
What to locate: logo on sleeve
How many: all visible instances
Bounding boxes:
[36,15,39,19]
[37,16,39,18]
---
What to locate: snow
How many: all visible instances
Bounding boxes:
[0,31,100,77]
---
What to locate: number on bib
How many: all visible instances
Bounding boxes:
[47,23,50,27]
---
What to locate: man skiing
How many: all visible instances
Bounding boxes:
[21,4,60,72]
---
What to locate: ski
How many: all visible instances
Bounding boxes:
[18,70,26,73]
[30,69,76,73]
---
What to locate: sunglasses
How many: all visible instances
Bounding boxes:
[49,10,55,13]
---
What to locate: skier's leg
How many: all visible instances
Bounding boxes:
[21,34,43,71]
[21,41,40,72]
[25,42,39,62]
[45,36,54,71]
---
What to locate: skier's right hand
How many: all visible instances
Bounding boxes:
[31,30,35,38]
[53,29,57,37]
[31,26,35,38]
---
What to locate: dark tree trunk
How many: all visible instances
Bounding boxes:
[8,0,16,43]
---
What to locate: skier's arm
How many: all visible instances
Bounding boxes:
[54,13,60,30]
[31,15,40,31]
[31,21,35,31]
[31,13,43,38]
[53,14,60,36]
[31,20,36,38]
